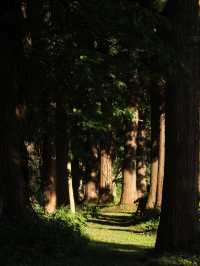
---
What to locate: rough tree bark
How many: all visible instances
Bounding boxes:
[99,141,114,203]
[156,0,199,252]
[120,104,139,206]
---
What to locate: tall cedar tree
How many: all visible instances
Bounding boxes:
[120,99,139,206]
[156,0,199,252]
[0,1,30,220]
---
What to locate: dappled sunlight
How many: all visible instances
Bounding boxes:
[87,211,156,254]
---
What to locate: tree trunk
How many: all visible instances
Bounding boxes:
[99,145,114,203]
[156,0,199,252]
[120,106,139,206]
[43,140,57,214]
[136,120,147,199]
[0,1,29,220]
[146,90,160,209]
[156,97,165,208]
[71,157,81,203]
[56,97,68,207]
[198,92,200,201]
[67,143,75,214]
[84,144,99,202]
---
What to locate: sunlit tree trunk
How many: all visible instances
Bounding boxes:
[156,94,165,208]
[99,143,114,203]
[156,0,199,252]
[67,143,75,214]
[120,105,139,206]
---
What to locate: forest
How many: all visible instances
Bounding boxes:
[0,0,200,265]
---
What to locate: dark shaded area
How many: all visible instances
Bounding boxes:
[88,241,153,266]
[0,215,87,266]
[88,213,133,227]
[0,212,155,266]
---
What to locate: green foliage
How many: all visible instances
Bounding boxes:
[49,207,87,233]
[114,181,122,205]
[0,207,88,266]
[132,208,160,233]
[82,205,101,219]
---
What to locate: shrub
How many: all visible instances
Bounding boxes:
[0,206,88,266]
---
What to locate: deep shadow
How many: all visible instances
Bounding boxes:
[0,214,88,266]
[87,240,154,266]
[88,213,133,226]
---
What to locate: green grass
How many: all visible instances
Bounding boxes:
[87,212,155,248]
[0,206,199,266]
[85,209,155,266]
[85,207,200,266]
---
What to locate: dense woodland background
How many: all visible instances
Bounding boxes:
[0,0,200,265]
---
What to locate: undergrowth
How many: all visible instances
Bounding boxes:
[131,208,160,233]
[0,206,88,266]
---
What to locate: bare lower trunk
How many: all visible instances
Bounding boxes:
[198,95,200,201]
[1,136,27,220]
[43,141,57,214]
[84,144,99,202]
[136,121,147,199]
[56,98,68,207]
[0,1,29,220]
[99,147,114,203]
[156,111,165,208]
[72,158,81,203]
[120,107,139,206]
[67,146,75,213]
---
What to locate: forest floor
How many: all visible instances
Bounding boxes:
[1,206,199,266]
[85,209,156,266]
[83,207,200,266]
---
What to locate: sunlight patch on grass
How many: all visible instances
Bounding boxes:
[87,211,156,251]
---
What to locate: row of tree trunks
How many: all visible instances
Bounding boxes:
[42,100,75,214]
[146,88,165,209]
